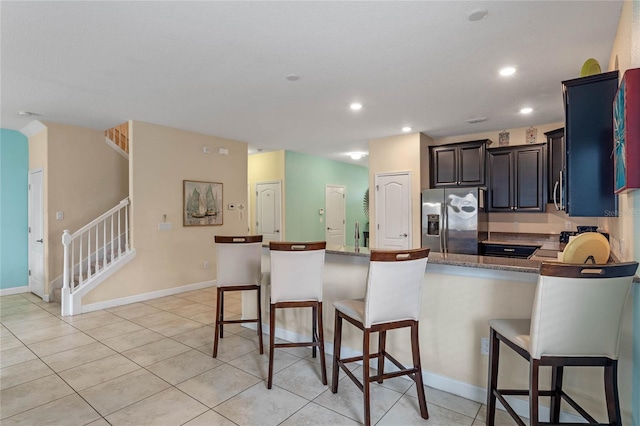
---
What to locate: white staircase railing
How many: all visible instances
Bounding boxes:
[61,198,134,316]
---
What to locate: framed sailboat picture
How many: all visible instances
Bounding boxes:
[183,180,223,226]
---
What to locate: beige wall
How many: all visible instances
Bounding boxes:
[368,132,433,248]
[84,121,248,304]
[247,151,285,236]
[45,122,129,290]
[601,0,639,263]
[27,123,128,295]
[28,128,49,287]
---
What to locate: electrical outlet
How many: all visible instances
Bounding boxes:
[204,261,210,269]
[158,222,172,231]
[513,221,519,231]
[565,221,572,230]
[620,239,625,256]
[481,337,490,356]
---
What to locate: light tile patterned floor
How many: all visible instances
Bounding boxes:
[0,291,524,425]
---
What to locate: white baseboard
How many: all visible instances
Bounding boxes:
[242,322,586,423]
[0,286,29,296]
[81,279,216,313]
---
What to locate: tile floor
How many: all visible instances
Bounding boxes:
[0,290,526,425]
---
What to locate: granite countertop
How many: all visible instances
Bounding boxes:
[269,238,639,281]
[324,244,540,273]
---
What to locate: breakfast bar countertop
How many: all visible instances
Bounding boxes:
[324,244,541,273]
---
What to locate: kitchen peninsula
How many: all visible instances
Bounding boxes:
[243,239,637,423]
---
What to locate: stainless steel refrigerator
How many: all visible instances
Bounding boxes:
[421,187,487,255]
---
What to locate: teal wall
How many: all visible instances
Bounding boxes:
[285,151,368,247]
[0,129,29,290]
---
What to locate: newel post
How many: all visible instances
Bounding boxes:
[61,230,71,316]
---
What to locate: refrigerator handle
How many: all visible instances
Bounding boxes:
[440,203,447,253]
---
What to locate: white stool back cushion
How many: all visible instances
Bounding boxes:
[364,249,429,328]
[215,236,262,287]
[529,262,637,360]
[270,242,326,303]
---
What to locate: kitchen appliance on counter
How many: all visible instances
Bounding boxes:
[559,227,609,243]
[421,187,487,254]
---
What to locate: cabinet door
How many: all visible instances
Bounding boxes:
[546,129,564,205]
[431,146,458,187]
[563,72,618,216]
[514,146,545,212]
[487,150,513,211]
[458,143,485,186]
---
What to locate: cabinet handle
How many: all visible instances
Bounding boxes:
[503,248,515,252]
[559,170,565,211]
[553,181,560,211]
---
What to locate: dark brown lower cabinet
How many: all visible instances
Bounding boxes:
[487,144,546,212]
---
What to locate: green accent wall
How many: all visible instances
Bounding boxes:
[285,151,368,247]
[0,129,29,290]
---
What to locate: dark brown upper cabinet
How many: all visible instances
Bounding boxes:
[545,128,565,207]
[487,143,546,212]
[430,140,489,188]
[562,71,618,217]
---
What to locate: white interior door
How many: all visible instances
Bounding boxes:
[325,185,345,246]
[375,172,411,249]
[28,169,45,299]
[256,181,282,242]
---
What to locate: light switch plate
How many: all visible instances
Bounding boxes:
[158,222,172,231]
[56,211,64,220]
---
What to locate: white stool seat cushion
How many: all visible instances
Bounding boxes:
[333,298,365,322]
[488,319,531,352]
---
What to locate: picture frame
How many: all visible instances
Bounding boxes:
[183,180,223,226]
[526,127,537,144]
[498,130,510,146]
[613,68,640,193]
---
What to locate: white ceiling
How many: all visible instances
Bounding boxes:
[1,1,623,165]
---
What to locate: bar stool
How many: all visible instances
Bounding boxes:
[212,235,264,358]
[331,248,430,426]
[487,261,639,426]
[268,241,327,389]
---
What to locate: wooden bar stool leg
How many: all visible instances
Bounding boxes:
[331,310,342,393]
[312,304,318,358]
[411,321,428,419]
[317,301,327,385]
[486,328,500,426]
[257,287,264,354]
[377,330,386,384]
[604,360,621,426]
[212,288,223,358]
[219,290,225,338]
[268,304,276,389]
[550,365,564,423]
[363,328,372,426]
[530,359,540,426]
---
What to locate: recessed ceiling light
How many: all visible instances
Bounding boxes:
[286,74,299,81]
[465,117,487,124]
[402,127,412,132]
[520,107,533,114]
[349,152,367,160]
[468,9,488,21]
[499,67,516,77]
[350,102,363,111]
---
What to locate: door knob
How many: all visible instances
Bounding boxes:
[36,239,43,243]
[400,233,408,237]
[275,230,280,233]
